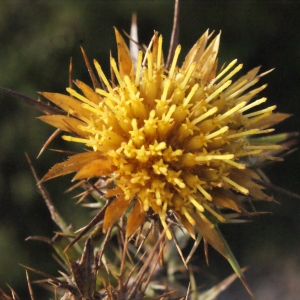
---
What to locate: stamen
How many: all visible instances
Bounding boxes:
[205,80,232,103]
[224,79,248,100]
[155,141,167,151]
[62,135,89,144]
[66,88,98,108]
[231,78,260,100]
[124,75,136,100]
[227,128,274,139]
[224,159,245,169]
[161,79,171,102]
[227,129,259,139]
[94,60,113,93]
[95,89,119,104]
[135,51,143,86]
[205,126,228,140]
[244,112,272,126]
[174,178,186,189]
[147,51,153,81]
[235,150,262,157]
[243,145,282,150]
[164,104,176,122]
[195,154,234,161]
[222,176,249,194]
[188,195,204,211]
[156,35,163,70]
[202,202,226,222]
[142,33,155,67]
[217,101,246,121]
[81,103,102,115]
[160,216,172,240]
[191,107,218,125]
[110,57,125,89]
[196,184,212,201]
[183,83,199,107]
[180,62,196,89]
[181,206,195,225]
[239,97,267,113]
[214,59,237,81]
[168,45,181,79]
[243,105,276,118]
[143,199,149,211]
[215,64,243,89]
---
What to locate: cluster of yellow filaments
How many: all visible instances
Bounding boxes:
[40,29,281,248]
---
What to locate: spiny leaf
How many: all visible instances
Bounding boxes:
[0,87,66,115]
[215,226,254,298]
[69,238,96,299]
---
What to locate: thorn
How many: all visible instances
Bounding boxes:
[166,0,180,69]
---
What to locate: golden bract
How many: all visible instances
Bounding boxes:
[40,29,281,254]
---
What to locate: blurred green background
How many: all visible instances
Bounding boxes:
[0,0,299,299]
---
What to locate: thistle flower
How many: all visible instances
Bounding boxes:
[39,28,284,261]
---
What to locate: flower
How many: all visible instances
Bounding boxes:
[39,28,283,257]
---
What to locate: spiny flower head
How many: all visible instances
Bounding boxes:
[40,28,283,256]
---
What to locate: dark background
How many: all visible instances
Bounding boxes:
[0,1,299,299]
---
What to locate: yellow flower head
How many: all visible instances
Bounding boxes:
[40,29,283,255]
